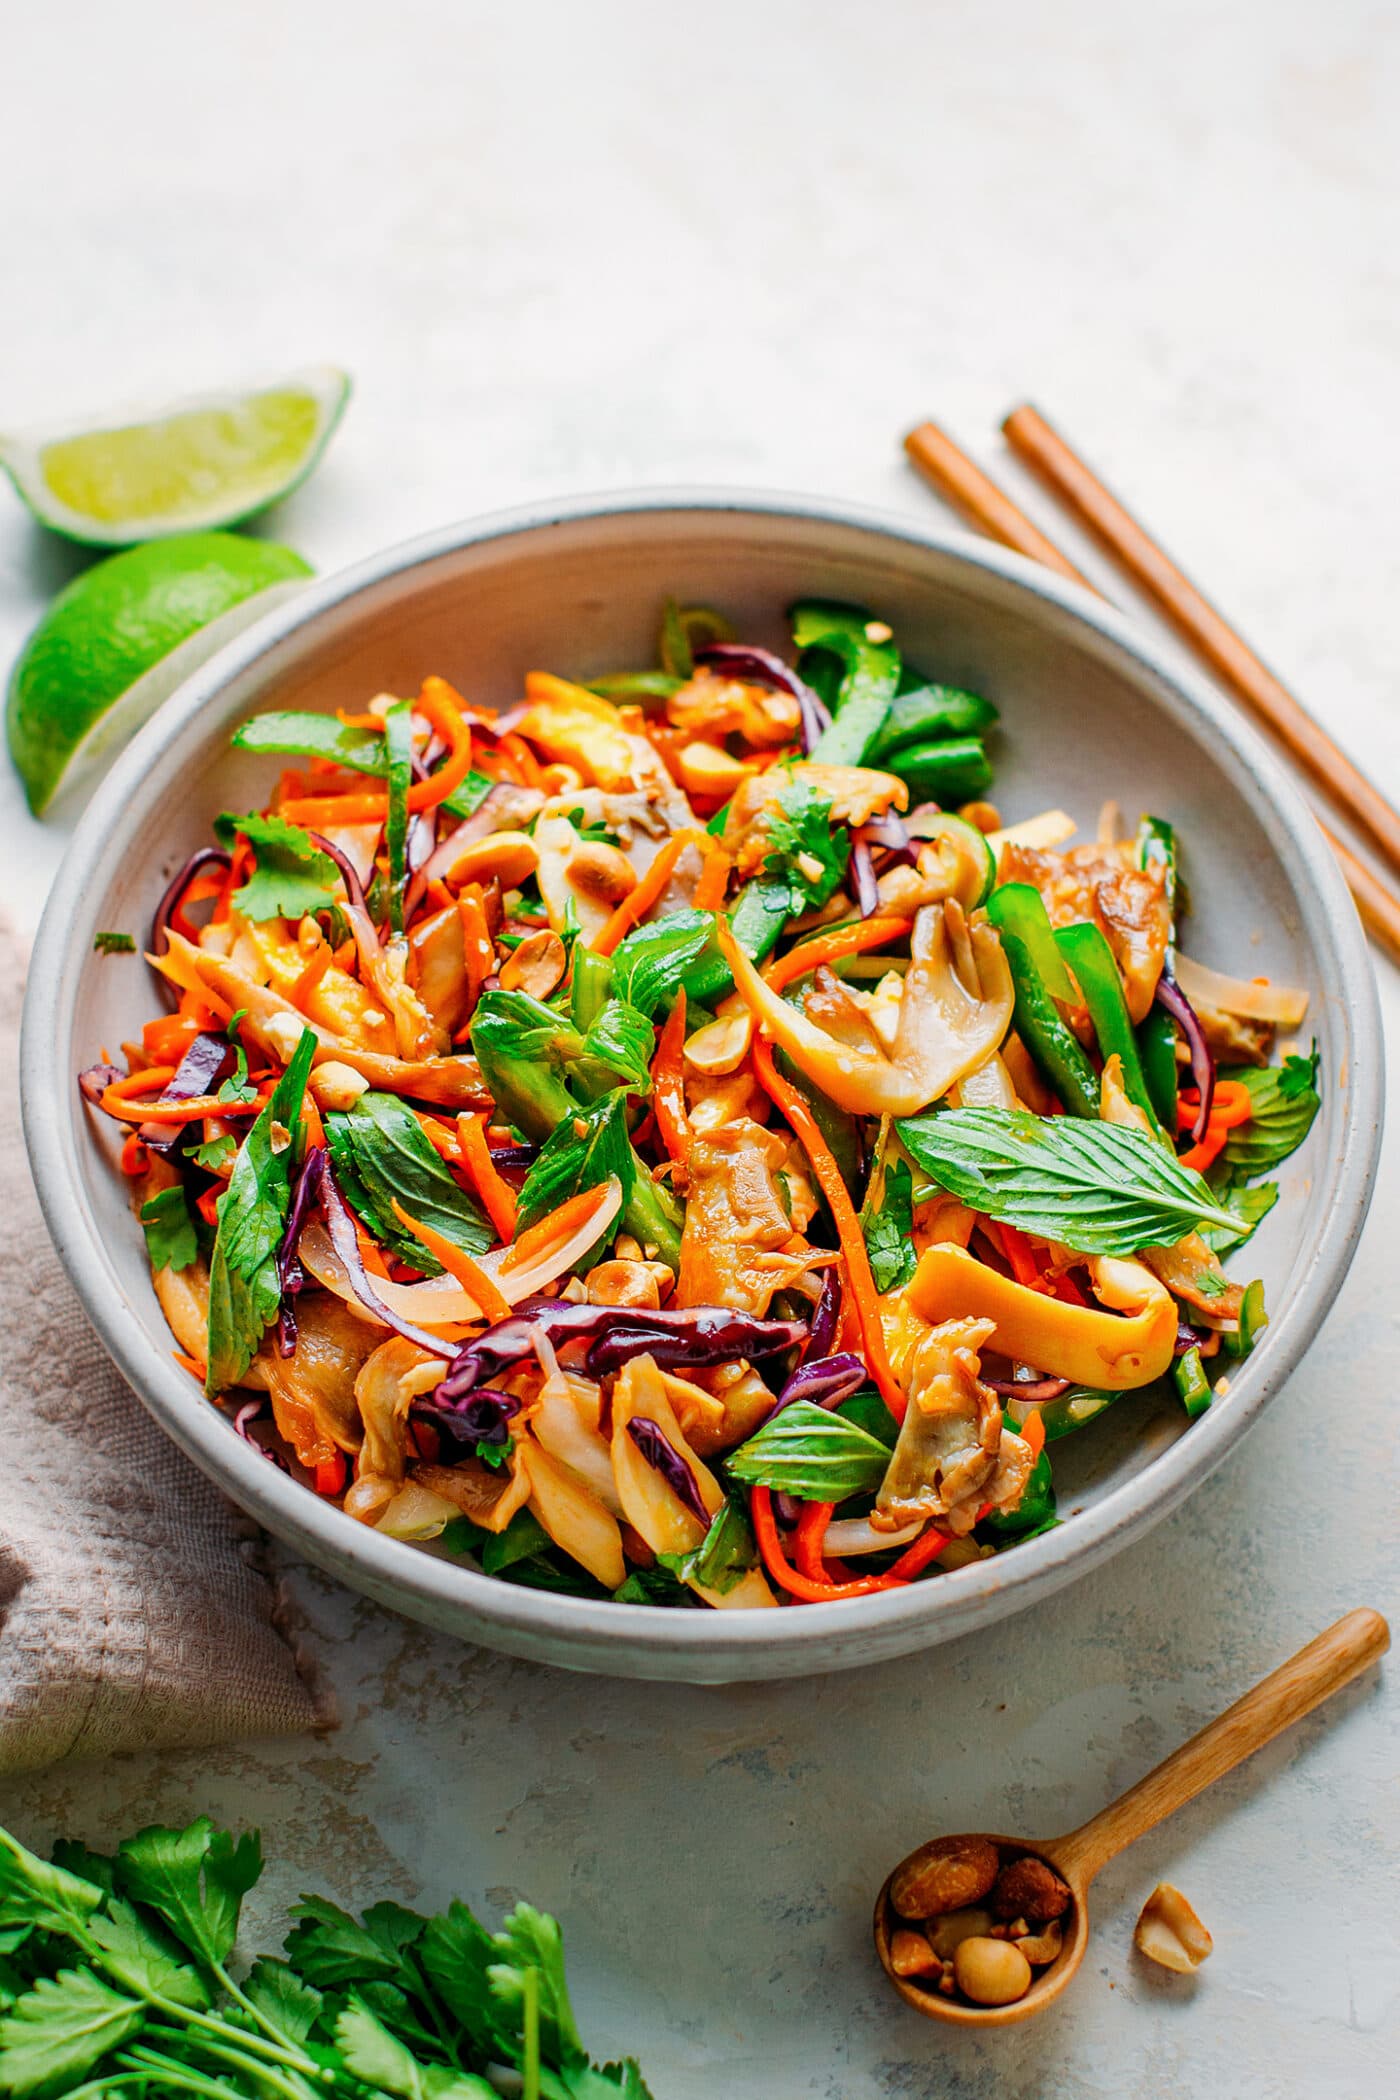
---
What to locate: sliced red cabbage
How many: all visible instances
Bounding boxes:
[78,1061,123,1105]
[139,1030,237,1155]
[411,1385,522,1458]
[805,1268,841,1359]
[275,1144,327,1355]
[693,642,832,753]
[985,1374,1071,1401]
[626,1417,711,1527]
[151,846,232,964]
[768,1350,867,1420]
[433,1298,806,1403]
[1154,970,1215,1142]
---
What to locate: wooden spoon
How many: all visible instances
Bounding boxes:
[874,1608,1388,2027]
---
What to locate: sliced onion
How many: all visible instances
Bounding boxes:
[850,838,879,918]
[1174,951,1309,1027]
[694,642,832,753]
[298,1175,624,1324]
[308,830,384,976]
[1154,971,1215,1142]
[985,1374,1071,1401]
[823,1514,923,1556]
[318,1158,457,1358]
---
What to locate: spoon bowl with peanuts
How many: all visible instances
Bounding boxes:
[874,1608,1388,2027]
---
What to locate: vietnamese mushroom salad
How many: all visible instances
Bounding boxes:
[83,599,1322,1609]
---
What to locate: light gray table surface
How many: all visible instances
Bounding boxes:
[3,4,1397,2093]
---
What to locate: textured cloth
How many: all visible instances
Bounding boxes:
[0,921,331,1774]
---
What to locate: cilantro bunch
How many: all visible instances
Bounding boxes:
[0,1818,650,2100]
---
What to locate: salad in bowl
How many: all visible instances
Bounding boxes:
[81,596,1320,1611]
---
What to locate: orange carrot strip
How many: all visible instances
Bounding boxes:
[275,792,391,827]
[143,1013,202,1065]
[407,677,474,811]
[291,942,334,1008]
[692,842,732,912]
[652,989,691,1161]
[763,915,914,993]
[507,1184,605,1267]
[119,1134,150,1176]
[104,1063,178,1101]
[456,1114,519,1242]
[751,1487,907,1602]
[593,830,707,957]
[389,1199,512,1320]
[172,1349,205,1380]
[100,1083,273,1126]
[1020,1409,1047,1463]
[750,1033,906,1421]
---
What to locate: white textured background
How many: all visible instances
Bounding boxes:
[2,3,1397,2093]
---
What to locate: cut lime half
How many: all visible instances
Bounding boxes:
[0,366,350,545]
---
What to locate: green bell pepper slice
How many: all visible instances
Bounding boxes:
[790,599,901,767]
[870,681,998,761]
[886,736,993,808]
[1173,1346,1213,1419]
[685,876,792,1006]
[1054,918,1162,1131]
[985,884,1100,1118]
[980,1416,1057,1542]
[1135,814,1180,1128]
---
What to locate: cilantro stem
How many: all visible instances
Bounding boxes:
[521,1966,540,2100]
[210,1956,319,2058]
[122,2043,300,2100]
[141,2014,323,2090]
[139,2025,323,2100]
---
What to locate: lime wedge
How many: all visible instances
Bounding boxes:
[6,532,312,814]
[0,366,350,545]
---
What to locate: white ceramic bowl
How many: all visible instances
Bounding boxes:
[20,492,1383,1682]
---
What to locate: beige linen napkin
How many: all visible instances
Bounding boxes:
[0,920,331,1775]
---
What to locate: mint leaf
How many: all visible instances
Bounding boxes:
[205,1028,316,1393]
[515,1092,633,1243]
[0,1833,104,1939]
[87,1899,208,2010]
[140,1184,199,1274]
[727,1400,892,1498]
[92,931,135,955]
[115,1819,261,1971]
[609,911,717,1018]
[898,1106,1241,1254]
[0,1966,143,2096]
[323,1093,492,1272]
[213,812,342,923]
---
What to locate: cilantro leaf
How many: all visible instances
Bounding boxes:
[0,1833,104,1939]
[243,1958,323,2046]
[191,1130,237,1172]
[213,812,342,923]
[216,1011,257,1106]
[283,1894,423,1994]
[115,1819,262,1971]
[514,1093,633,1244]
[323,1093,492,1272]
[92,931,136,955]
[140,1183,199,1274]
[205,1028,316,1393]
[418,1904,501,2052]
[760,776,849,914]
[861,1155,915,1294]
[487,1905,583,2069]
[87,1898,208,2010]
[0,1965,143,2096]
[47,1845,114,1901]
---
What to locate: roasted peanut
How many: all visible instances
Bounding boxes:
[499,929,567,1000]
[1017,1918,1064,1968]
[990,1855,1072,1924]
[308,1060,371,1110]
[952,1936,1033,2007]
[1134,1884,1212,1973]
[567,840,638,904]
[890,1835,1000,1921]
[682,1011,754,1075]
[889,1929,941,1980]
[925,1907,994,1960]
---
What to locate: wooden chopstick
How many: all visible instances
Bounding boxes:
[901,414,1400,963]
[1001,402,1400,882]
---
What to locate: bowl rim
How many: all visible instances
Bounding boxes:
[20,485,1384,1671]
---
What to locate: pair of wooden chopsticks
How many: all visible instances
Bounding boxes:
[904,409,1400,963]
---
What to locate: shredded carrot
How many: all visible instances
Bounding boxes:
[389,1200,512,1320]
[1020,1409,1047,1463]
[172,1349,205,1380]
[692,844,732,913]
[458,886,496,999]
[291,940,334,1009]
[414,1113,460,1161]
[407,677,475,810]
[793,1500,837,1585]
[276,791,391,828]
[886,1523,952,1581]
[984,1219,1045,1291]
[652,990,691,1161]
[751,1487,907,1601]
[456,1114,519,1242]
[196,1186,223,1229]
[104,1063,178,1102]
[301,1097,326,1150]
[498,731,545,790]
[100,1082,272,1126]
[751,1034,906,1421]
[762,915,914,993]
[212,842,251,924]
[314,1453,348,1497]
[119,1134,150,1176]
[593,830,708,957]
[507,1184,608,1267]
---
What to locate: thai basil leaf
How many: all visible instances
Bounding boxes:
[140,1184,199,1273]
[1218,1047,1321,1177]
[608,910,717,1018]
[835,1389,899,1448]
[515,1093,633,1241]
[897,1106,1242,1254]
[232,710,390,774]
[205,1027,316,1393]
[324,1092,492,1271]
[1199,1174,1279,1253]
[384,700,414,935]
[212,811,342,922]
[573,1000,654,1098]
[658,1496,756,1595]
[727,1400,892,1498]
[861,1156,915,1294]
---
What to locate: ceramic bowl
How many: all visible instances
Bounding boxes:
[20,491,1383,1682]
